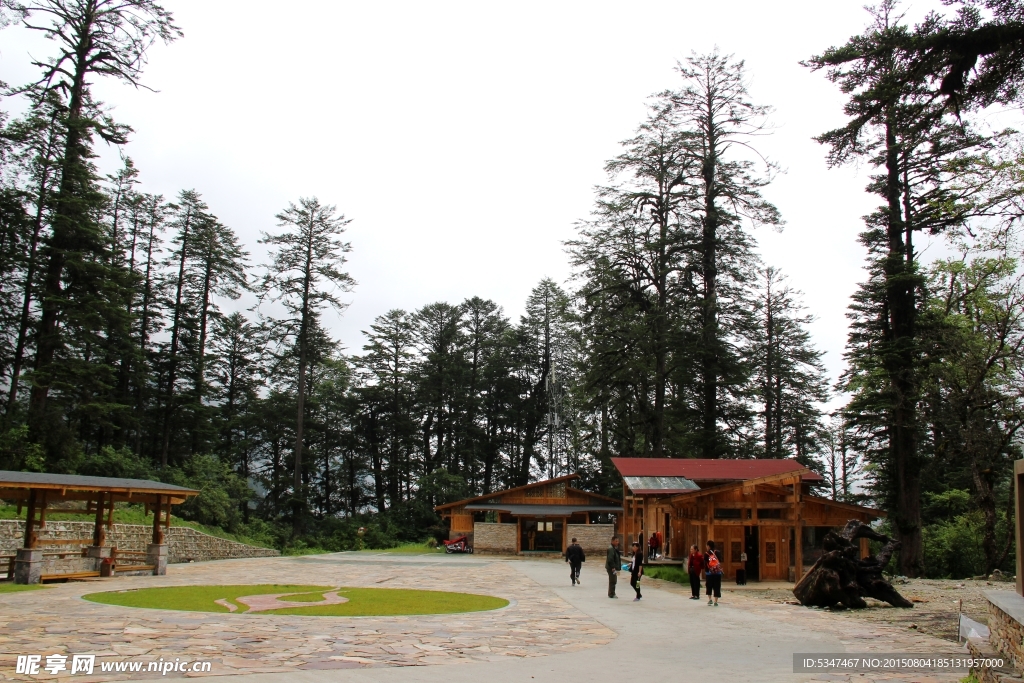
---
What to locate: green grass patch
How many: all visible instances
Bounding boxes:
[353,542,440,554]
[83,584,327,613]
[0,583,49,593]
[82,584,508,616]
[268,588,507,616]
[644,565,690,585]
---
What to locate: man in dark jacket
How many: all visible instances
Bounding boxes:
[565,538,585,585]
[605,536,621,598]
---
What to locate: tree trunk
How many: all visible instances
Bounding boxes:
[161,204,194,467]
[7,135,55,414]
[793,520,913,609]
[884,115,923,577]
[28,26,92,432]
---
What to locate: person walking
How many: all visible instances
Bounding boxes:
[605,536,622,598]
[565,537,585,585]
[704,540,723,606]
[687,544,704,600]
[629,541,644,601]
[648,533,657,561]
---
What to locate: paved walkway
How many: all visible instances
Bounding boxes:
[0,553,967,682]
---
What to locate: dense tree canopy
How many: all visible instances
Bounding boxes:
[0,2,1021,577]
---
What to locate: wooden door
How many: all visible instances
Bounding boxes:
[725,527,745,581]
[761,526,782,581]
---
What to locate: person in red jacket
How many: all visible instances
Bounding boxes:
[687,544,704,600]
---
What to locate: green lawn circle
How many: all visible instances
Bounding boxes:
[82,584,508,616]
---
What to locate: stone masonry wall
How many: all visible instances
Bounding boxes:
[0,519,278,575]
[472,522,517,553]
[989,599,1024,673]
[567,524,615,556]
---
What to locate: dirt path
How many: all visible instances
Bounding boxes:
[722,576,1008,642]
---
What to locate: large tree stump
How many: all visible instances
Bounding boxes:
[793,520,913,609]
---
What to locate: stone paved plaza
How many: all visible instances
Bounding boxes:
[0,552,968,682]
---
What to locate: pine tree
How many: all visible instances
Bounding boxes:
[18,0,180,456]
[751,267,828,460]
[260,197,354,535]
[668,51,782,459]
[809,1,993,575]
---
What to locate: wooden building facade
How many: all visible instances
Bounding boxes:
[613,458,884,583]
[436,475,622,555]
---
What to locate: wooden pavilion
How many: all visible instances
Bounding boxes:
[436,475,622,555]
[0,471,198,584]
[612,458,884,583]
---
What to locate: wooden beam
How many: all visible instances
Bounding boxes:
[153,496,164,545]
[38,491,47,528]
[93,492,106,547]
[793,474,803,583]
[106,495,114,529]
[23,488,37,549]
[670,468,813,505]
[1017,460,1024,597]
[714,501,792,510]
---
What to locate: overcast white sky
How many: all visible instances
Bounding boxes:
[2,0,962,397]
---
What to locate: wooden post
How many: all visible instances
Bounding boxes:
[37,491,47,529]
[792,475,803,583]
[93,492,106,547]
[153,495,164,545]
[22,488,37,549]
[1016,460,1024,597]
[707,497,715,553]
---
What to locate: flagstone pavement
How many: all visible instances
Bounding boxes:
[0,552,972,683]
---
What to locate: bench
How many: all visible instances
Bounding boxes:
[40,571,101,582]
[1,554,14,581]
[110,549,156,575]
[116,565,156,573]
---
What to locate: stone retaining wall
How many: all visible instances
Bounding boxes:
[472,522,517,554]
[986,591,1024,674]
[0,519,278,574]
[567,524,615,555]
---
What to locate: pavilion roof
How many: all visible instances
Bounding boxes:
[0,470,198,505]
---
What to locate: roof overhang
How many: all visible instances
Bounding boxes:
[624,476,699,495]
[669,468,811,504]
[463,503,622,516]
[0,471,199,505]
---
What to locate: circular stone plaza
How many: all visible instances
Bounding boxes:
[0,550,968,683]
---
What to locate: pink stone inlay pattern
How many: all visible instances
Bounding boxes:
[235,589,348,613]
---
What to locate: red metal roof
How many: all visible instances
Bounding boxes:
[610,457,824,482]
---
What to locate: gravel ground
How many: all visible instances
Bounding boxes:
[738,577,1015,642]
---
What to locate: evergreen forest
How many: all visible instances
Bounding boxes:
[1,0,1024,578]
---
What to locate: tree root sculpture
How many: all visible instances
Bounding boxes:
[793,520,913,609]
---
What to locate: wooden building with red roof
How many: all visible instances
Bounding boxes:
[435,475,622,555]
[611,457,883,583]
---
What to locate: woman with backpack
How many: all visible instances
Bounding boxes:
[704,540,723,606]
[687,544,704,600]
